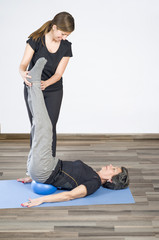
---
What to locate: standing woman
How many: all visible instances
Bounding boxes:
[19,12,75,157]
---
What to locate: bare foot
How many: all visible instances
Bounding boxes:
[17,177,32,183]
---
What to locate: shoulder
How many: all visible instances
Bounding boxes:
[26,37,42,51]
[60,39,73,57]
[26,36,41,43]
[61,39,72,48]
[83,178,101,196]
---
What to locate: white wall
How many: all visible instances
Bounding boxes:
[0,0,159,133]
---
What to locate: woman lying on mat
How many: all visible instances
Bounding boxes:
[18,58,129,208]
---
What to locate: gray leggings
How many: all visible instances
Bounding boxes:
[26,58,58,183]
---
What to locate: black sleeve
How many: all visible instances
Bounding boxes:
[83,179,101,196]
[26,37,39,52]
[64,42,73,57]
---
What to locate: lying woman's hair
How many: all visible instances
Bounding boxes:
[103,167,129,190]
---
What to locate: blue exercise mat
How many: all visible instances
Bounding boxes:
[0,180,135,209]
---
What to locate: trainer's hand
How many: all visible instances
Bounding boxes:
[20,70,32,87]
[21,198,43,208]
[41,80,48,90]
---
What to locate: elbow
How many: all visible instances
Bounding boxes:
[66,192,75,201]
[19,63,27,73]
[19,66,22,74]
[55,73,62,81]
[19,64,22,72]
[59,192,74,202]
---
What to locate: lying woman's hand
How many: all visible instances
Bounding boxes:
[17,177,32,183]
[21,198,43,208]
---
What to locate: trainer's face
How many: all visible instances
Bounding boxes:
[53,25,71,41]
[101,164,121,180]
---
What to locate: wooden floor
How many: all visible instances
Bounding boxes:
[0,136,159,240]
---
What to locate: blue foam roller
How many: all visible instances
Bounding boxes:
[31,180,57,195]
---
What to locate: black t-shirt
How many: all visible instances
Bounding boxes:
[46,160,102,196]
[26,36,73,92]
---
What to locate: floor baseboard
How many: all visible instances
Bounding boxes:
[0,133,159,140]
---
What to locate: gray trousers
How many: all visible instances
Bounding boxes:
[26,58,58,183]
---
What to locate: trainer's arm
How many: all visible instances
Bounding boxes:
[21,185,87,208]
[41,57,70,90]
[19,44,35,86]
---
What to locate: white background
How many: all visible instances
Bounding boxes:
[0,0,159,133]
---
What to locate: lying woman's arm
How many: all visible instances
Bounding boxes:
[21,185,87,208]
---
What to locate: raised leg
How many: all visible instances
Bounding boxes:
[26,58,58,183]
